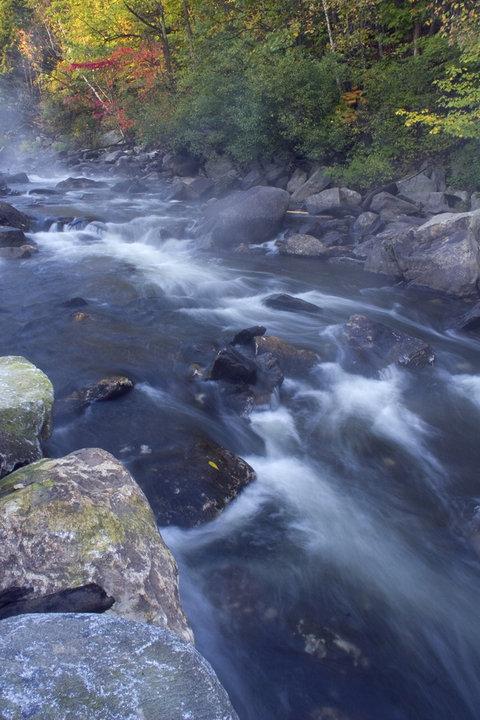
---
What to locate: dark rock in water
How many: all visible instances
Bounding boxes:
[0,583,114,620]
[450,301,480,331]
[61,296,88,309]
[0,200,31,229]
[55,176,109,191]
[28,187,59,195]
[232,325,267,345]
[5,172,29,184]
[0,226,28,247]
[0,427,40,479]
[0,613,239,719]
[198,185,290,247]
[0,447,193,641]
[343,314,435,371]
[111,178,148,194]
[254,351,284,394]
[130,436,256,527]
[56,375,134,415]
[255,335,319,375]
[264,293,321,314]
[210,347,258,384]
[0,245,35,259]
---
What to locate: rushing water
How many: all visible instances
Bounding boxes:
[3,172,480,720]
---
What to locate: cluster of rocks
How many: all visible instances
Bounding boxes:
[0,355,239,718]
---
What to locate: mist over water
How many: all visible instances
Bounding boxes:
[2,172,480,719]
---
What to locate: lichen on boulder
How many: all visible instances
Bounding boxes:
[0,447,193,643]
[0,356,54,476]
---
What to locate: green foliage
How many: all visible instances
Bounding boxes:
[446,141,480,191]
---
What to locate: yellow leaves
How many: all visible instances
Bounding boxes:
[208,461,219,470]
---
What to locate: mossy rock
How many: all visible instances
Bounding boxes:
[0,447,193,643]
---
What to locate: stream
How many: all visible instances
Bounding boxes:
[3,171,480,720]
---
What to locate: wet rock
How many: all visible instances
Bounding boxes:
[56,375,134,415]
[5,172,29,184]
[364,209,480,296]
[0,447,193,641]
[264,293,322,314]
[0,226,28,247]
[0,200,31,229]
[55,176,110,191]
[0,356,53,476]
[111,178,148,194]
[450,301,480,331]
[241,168,265,190]
[129,436,256,527]
[198,186,290,247]
[0,583,114,620]
[343,314,435,370]
[0,613,238,719]
[168,176,214,201]
[287,167,308,194]
[277,233,328,257]
[255,335,319,375]
[0,244,35,259]
[210,347,258,384]
[61,296,88,308]
[232,325,267,345]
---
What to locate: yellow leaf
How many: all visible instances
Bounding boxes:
[208,461,220,470]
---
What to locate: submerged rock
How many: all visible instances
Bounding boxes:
[129,436,256,527]
[55,375,134,415]
[0,447,193,642]
[0,613,239,719]
[343,314,435,371]
[264,293,322,314]
[0,356,53,477]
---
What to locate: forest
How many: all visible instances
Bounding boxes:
[0,0,479,190]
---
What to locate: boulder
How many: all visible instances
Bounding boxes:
[305,187,361,215]
[55,375,134,416]
[55,177,109,191]
[0,447,193,642]
[4,172,29,184]
[287,167,308,194]
[264,293,322,314]
[0,613,238,719]
[290,167,332,204]
[168,176,214,201]
[0,356,53,477]
[396,172,437,199]
[199,186,290,247]
[232,325,267,345]
[129,436,256,527]
[369,191,421,219]
[364,209,480,296]
[0,200,31,229]
[278,233,328,257]
[0,226,28,247]
[210,347,258,384]
[352,211,381,238]
[343,314,435,371]
[255,335,319,375]
[450,301,480,331]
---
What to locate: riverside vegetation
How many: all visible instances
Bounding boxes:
[0,0,480,191]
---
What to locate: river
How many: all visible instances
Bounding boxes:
[2,171,480,720]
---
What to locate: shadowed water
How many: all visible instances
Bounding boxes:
[2,173,480,720]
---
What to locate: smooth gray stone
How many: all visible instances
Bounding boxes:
[0,613,239,720]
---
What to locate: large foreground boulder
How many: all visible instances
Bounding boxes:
[0,356,53,477]
[0,613,239,720]
[0,200,31,229]
[198,185,290,247]
[364,209,480,296]
[0,447,193,642]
